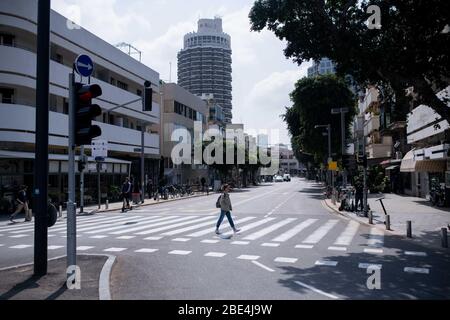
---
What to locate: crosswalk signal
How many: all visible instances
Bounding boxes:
[74,83,102,146]
[143,81,153,112]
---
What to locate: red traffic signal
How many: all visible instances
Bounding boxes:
[74,83,102,146]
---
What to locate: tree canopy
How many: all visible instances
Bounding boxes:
[282,75,356,163]
[250,0,450,121]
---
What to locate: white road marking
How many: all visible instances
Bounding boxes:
[328,246,347,252]
[9,234,29,238]
[358,263,382,270]
[295,244,314,249]
[0,244,4,247]
[88,216,185,235]
[9,245,32,249]
[302,220,339,244]
[364,248,383,254]
[404,251,427,257]
[186,217,256,237]
[90,235,108,239]
[232,241,250,245]
[48,235,56,238]
[205,252,227,258]
[367,228,384,248]
[134,216,214,235]
[135,248,159,253]
[243,218,297,241]
[222,217,276,238]
[404,267,430,274]
[116,236,135,240]
[252,261,275,272]
[104,247,127,252]
[272,219,318,242]
[294,281,339,300]
[169,250,192,255]
[48,245,64,250]
[160,217,217,236]
[315,260,338,267]
[261,243,280,247]
[274,257,298,263]
[237,255,259,261]
[172,238,191,242]
[144,236,163,241]
[264,193,297,217]
[334,221,359,246]
[52,216,146,233]
[77,246,94,251]
[201,239,219,244]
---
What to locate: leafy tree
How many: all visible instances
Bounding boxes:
[250,0,450,121]
[282,75,356,163]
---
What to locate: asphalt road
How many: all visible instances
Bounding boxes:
[0,178,449,300]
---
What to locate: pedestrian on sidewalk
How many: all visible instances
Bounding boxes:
[354,178,363,212]
[121,177,132,212]
[10,185,31,223]
[215,184,240,235]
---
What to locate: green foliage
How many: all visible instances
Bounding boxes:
[250,0,450,121]
[282,75,356,163]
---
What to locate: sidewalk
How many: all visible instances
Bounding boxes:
[0,254,113,300]
[323,192,450,250]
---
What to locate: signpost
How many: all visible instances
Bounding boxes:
[92,140,108,209]
[74,54,94,78]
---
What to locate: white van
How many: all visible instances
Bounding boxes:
[283,174,291,182]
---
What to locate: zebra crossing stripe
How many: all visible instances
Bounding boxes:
[169,250,192,255]
[9,234,29,238]
[49,215,145,233]
[77,246,94,251]
[104,247,127,252]
[261,243,280,247]
[295,244,314,249]
[205,252,227,258]
[9,245,32,249]
[135,248,159,253]
[358,263,382,270]
[172,238,191,242]
[144,236,163,241]
[160,217,218,236]
[232,241,250,245]
[367,228,384,248]
[315,260,338,267]
[71,216,164,234]
[302,220,339,244]
[104,216,195,235]
[404,267,430,274]
[404,251,427,257]
[237,255,259,261]
[134,216,216,235]
[48,245,64,250]
[328,246,347,252]
[186,217,256,237]
[201,239,219,244]
[271,219,317,242]
[364,248,383,254]
[116,236,135,240]
[333,221,359,246]
[221,217,276,238]
[274,257,298,263]
[243,218,297,241]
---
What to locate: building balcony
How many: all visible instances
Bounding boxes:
[0,104,160,156]
[364,114,380,136]
[366,136,393,159]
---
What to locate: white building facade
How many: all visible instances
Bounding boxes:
[0,1,161,206]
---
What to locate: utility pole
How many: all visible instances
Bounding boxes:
[34,0,51,277]
[362,133,368,217]
[97,161,101,209]
[332,108,349,187]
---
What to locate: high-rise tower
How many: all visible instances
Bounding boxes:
[178,17,233,123]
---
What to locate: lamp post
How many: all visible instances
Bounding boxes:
[315,124,332,187]
[331,108,349,187]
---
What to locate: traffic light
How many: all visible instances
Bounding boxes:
[74,83,102,146]
[143,81,153,112]
[78,155,87,172]
[342,154,356,171]
[356,153,368,168]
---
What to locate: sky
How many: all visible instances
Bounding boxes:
[51,0,311,146]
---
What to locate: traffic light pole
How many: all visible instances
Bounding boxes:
[80,146,85,213]
[141,123,145,203]
[362,133,368,217]
[34,0,51,277]
[67,73,77,278]
[341,111,347,187]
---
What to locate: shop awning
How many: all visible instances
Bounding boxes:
[400,149,416,172]
[415,160,446,173]
[385,165,399,171]
[0,150,131,164]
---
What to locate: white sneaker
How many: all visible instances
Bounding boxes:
[215,229,221,235]
[233,228,241,234]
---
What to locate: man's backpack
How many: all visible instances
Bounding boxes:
[216,195,222,208]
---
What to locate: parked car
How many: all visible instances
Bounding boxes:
[283,174,291,182]
[274,175,284,182]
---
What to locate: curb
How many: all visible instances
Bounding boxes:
[0,254,116,300]
[321,199,401,236]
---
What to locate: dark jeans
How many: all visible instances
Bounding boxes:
[216,210,236,230]
[122,193,130,209]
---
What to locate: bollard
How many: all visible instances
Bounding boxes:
[368,211,373,225]
[105,199,109,210]
[441,228,448,248]
[407,221,412,238]
[385,215,391,230]
[59,205,63,218]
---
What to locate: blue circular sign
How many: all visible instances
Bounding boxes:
[74,54,94,77]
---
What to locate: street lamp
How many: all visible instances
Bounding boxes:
[331,107,349,186]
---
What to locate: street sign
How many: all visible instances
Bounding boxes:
[92,139,108,159]
[328,161,338,171]
[74,54,94,77]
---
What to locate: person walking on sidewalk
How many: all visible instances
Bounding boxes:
[121,177,132,212]
[215,184,240,235]
[10,185,31,223]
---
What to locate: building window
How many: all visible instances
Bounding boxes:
[117,80,128,91]
[137,89,142,97]
[110,77,116,86]
[0,88,14,104]
[0,34,15,46]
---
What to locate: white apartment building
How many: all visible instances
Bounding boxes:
[0,1,161,206]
